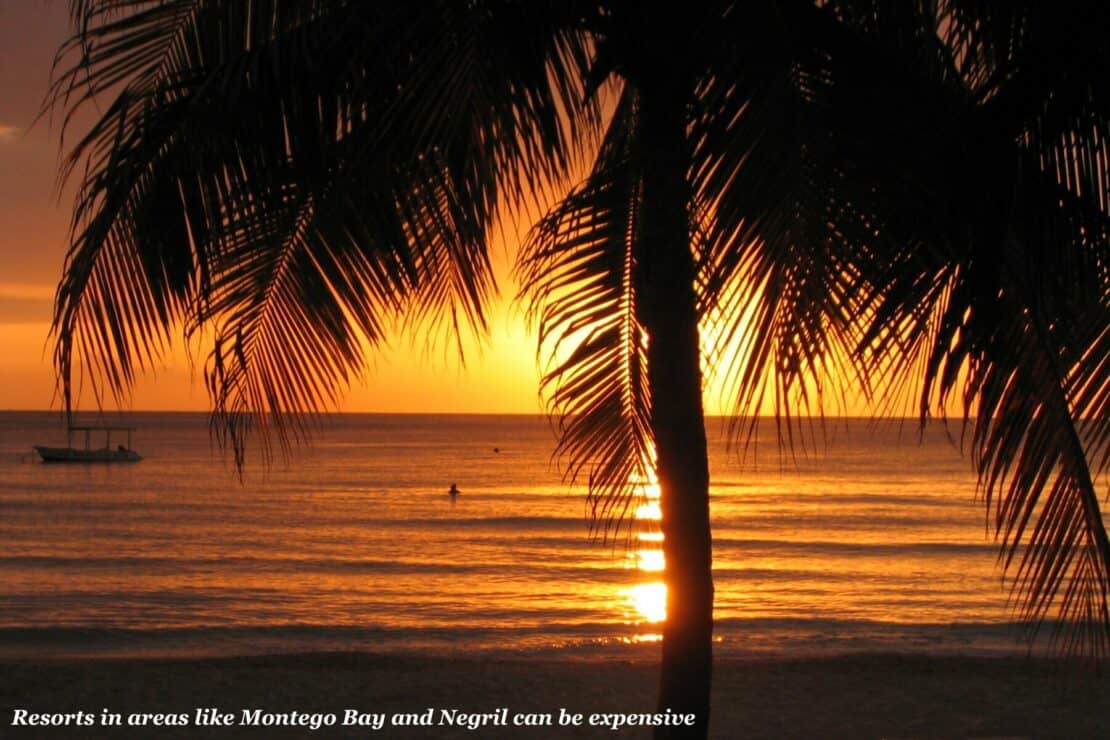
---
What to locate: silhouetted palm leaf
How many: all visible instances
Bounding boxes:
[690,1,869,452]
[691,0,1110,656]
[825,0,1110,656]
[49,0,597,462]
[517,89,653,539]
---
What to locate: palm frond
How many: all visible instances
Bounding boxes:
[689,1,871,453]
[50,0,407,459]
[830,0,1110,657]
[691,0,1110,657]
[516,88,653,540]
[48,0,600,462]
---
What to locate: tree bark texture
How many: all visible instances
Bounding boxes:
[634,71,714,739]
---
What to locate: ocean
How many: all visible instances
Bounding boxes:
[0,411,1039,660]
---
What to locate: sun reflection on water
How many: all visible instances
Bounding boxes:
[628,582,667,623]
[625,469,667,625]
[635,548,665,572]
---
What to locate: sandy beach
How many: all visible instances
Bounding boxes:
[1,652,1107,739]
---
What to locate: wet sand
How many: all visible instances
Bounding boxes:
[1,652,1107,738]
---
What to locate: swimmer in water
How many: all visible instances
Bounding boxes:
[448,483,460,498]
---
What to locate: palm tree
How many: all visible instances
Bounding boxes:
[46,1,1108,736]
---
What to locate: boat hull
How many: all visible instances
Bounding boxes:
[34,446,143,463]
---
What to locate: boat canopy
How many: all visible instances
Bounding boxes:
[67,424,137,450]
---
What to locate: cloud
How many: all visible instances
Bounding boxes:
[0,283,54,300]
[0,296,51,324]
[0,284,54,324]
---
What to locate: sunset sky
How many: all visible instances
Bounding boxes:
[0,2,554,413]
[0,3,859,417]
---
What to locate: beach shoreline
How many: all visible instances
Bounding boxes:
[2,651,1107,738]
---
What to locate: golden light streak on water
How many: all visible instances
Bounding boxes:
[625,464,667,624]
[628,582,667,623]
[635,549,665,572]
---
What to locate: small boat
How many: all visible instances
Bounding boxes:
[35,424,143,463]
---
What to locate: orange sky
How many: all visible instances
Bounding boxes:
[0,4,548,413]
[0,4,874,417]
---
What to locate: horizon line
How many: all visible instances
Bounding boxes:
[1,408,960,422]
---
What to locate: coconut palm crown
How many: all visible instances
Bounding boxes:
[47,1,1109,736]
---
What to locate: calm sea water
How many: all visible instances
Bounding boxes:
[0,411,1041,660]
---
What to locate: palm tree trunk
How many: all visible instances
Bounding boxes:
[634,73,714,738]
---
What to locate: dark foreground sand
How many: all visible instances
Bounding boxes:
[1,653,1107,739]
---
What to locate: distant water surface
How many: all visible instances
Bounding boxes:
[0,412,1045,659]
